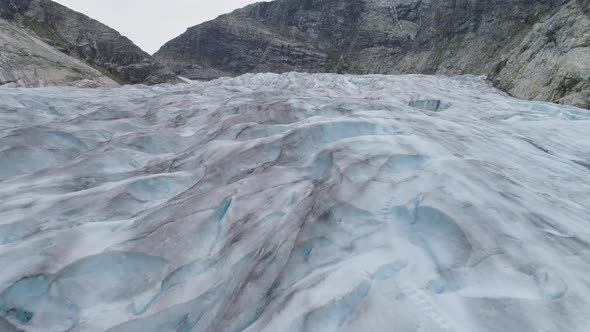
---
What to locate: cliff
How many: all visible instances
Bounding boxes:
[155,0,589,108]
[0,0,181,87]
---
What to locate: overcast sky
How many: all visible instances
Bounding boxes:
[53,0,261,54]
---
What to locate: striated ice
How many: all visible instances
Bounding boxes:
[408,99,451,112]
[0,73,589,331]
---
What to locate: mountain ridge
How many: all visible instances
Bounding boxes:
[0,0,181,87]
[155,0,590,109]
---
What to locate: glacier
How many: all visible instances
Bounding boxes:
[0,73,589,332]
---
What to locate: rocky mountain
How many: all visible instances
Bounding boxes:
[155,0,590,109]
[0,17,117,88]
[0,0,181,87]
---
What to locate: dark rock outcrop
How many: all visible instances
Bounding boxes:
[155,0,589,108]
[1,0,181,87]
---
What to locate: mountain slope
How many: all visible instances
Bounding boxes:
[155,0,590,108]
[0,17,118,87]
[0,73,589,331]
[0,0,181,87]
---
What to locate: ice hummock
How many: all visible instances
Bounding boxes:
[0,73,589,332]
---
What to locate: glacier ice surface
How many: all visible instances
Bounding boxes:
[0,73,590,331]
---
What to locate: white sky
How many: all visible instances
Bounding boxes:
[53,0,261,54]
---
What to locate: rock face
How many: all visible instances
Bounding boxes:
[0,0,180,87]
[155,0,590,108]
[0,17,117,87]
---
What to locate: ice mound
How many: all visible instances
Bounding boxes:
[0,73,589,331]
